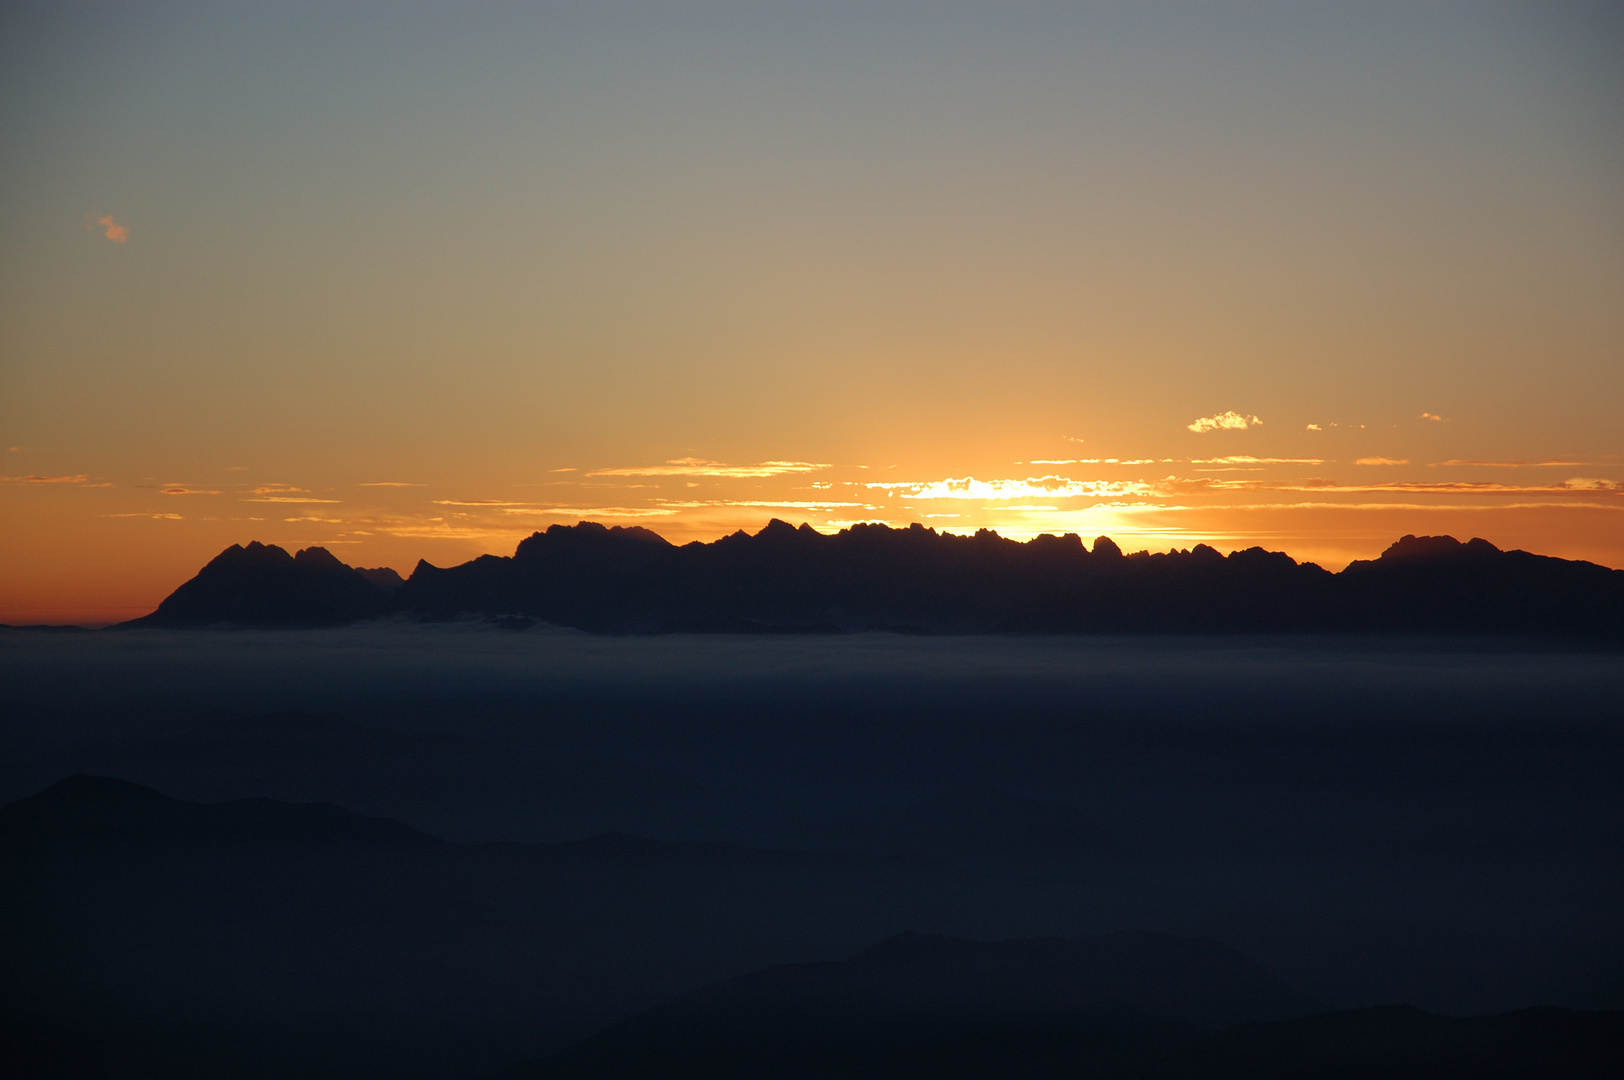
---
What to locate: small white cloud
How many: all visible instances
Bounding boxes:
[1306,424,1322,431]
[1187,411,1261,434]
[1420,412,1443,421]
[1354,457,1409,466]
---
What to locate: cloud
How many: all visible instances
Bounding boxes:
[498,506,679,518]
[867,476,1160,500]
[1187,411,1261,433]
[1419,412,1443,421]
[1306,424,1322,431]
[1,473,93,485]
[1432,460,1588,469]
[161,485,219,495]
[655,500,868,511]
[1028,458,1158,466]
[284,516,342,523]
[587,458,831,478]
[92,215,128,243]
[110,512,182,520]
[1353,457,1408,466]
[433,499,527,507]
[242,496,341,504]
[240,483,337,503]
[361,514,529,541]
[1272,479,1620,495]
[357,481,425,487]
[1192,456,1323,465]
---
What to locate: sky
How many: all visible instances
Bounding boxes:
[2,1,1622,623]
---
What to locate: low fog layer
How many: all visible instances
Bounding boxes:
[3,627,1620,1075]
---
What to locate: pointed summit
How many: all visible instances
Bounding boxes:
[121,542,395,628]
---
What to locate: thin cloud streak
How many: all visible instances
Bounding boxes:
[868,476,1161,500]
[499,506,678,518]
[656,500,869,511]
[2,474,97,485]
[242,496,342,504]
[1432,460,1590,468]
[1274,479,1620,495]
[588,458,831,478]
[433,499,528,507]
[1193,456,1323,465]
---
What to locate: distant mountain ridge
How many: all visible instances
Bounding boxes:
[506,934,1622,1080]
[120,522,1624,637]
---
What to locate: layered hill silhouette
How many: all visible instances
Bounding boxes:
[122,522,1624,636]
[506,934,1620,1080]
[0,776,1009,1077]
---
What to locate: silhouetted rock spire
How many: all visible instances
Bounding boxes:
[122,541,395,628]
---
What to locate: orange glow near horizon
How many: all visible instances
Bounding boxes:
[4,454,1620,625]
[3,6,1621,624]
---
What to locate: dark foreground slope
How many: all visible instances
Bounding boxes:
[0,776,1083,1079]
[508,930,1317,1080]
[123,523,1624,636]
[6,777,1617,1079]
[511,953,1623,1080]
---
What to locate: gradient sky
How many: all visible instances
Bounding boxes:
[3,1,1622,623]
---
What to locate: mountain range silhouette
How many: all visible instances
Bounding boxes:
[120,522,1624,637]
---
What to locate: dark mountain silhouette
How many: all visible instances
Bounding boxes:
[122,540,394,627]
[356,565,406,593]
[121,523,1624,636]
